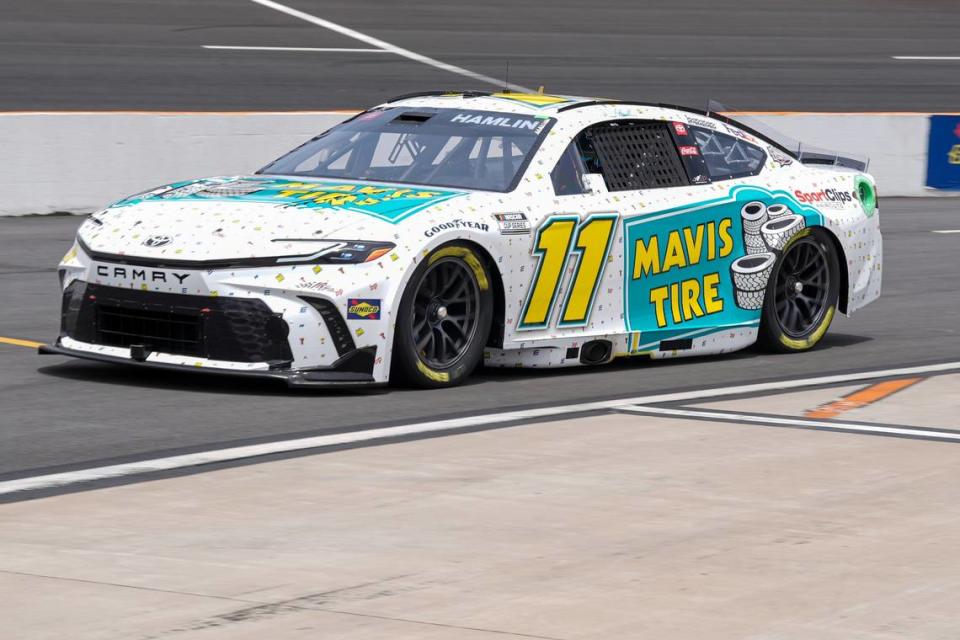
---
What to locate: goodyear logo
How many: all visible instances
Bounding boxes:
[347,299,381,320]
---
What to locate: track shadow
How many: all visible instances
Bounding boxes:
[36,331,874,396]
[36,361,385,398]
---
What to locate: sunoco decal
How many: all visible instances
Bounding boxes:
[347,299,381,320]
[111,177,463,224]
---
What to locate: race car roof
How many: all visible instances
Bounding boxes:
[375,90,832,163]
[378,90,599,115]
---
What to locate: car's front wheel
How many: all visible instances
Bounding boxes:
[391,244,493,388]
[758,228,840,352]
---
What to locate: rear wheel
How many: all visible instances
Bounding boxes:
[391,244,493,388]
[758,228,840,352]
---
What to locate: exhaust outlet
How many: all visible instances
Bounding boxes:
[580,339,613,365]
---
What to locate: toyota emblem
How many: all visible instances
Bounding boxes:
[142,235,172,248]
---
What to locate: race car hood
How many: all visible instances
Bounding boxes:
[78,176,467,263]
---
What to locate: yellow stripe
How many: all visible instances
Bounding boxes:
[0,336,45,348]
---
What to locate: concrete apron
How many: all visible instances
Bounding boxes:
[2,375,960,639]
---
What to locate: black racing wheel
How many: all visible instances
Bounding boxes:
[758,228,840,352]
[391,244,493,388]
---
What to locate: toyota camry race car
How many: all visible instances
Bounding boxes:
[43,91,882,388]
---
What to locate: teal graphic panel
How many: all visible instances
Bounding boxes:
[623,186,825,335]
[111,177,463,224]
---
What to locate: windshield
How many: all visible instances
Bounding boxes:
[258,107,553,192]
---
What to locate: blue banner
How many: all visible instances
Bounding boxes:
[926,115,960,190]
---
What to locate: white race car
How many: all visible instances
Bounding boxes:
[44,91,882,388]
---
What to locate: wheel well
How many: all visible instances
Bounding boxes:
[455,240,506,348]
[817,226,849,314]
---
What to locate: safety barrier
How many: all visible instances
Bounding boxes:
[0,111,956,216]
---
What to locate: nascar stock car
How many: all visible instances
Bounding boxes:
[43,91,882,388]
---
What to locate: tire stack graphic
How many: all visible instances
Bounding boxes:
[760,214,806,251]
[740,202,768,255]
[730,201,805,310]
[730,253,776,310]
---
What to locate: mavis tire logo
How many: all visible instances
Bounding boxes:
[347,299,381,320]
[142,235,172,247]
[793,188,854,205]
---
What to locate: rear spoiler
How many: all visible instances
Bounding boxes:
[706,104,870,172]
[793,148,869,172]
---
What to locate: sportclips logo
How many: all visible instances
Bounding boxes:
[793,188,855,205]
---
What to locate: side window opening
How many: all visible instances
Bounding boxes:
[550,120,696,196]
[550,141,586,196]
[584,121,690,191]
[690,126,766,180]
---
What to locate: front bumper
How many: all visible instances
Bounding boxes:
[49,280,382,388]
[39,338,381,388]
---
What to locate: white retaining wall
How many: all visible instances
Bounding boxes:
[0,111,948,216]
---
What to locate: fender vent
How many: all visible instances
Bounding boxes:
[659,338,693,351]
[300,296,355,357]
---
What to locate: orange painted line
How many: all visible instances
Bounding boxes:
[0,336,45,349]
[805,378,923,419]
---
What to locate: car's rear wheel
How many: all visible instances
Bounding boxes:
[391,244,493,388]
[758,228,840,352]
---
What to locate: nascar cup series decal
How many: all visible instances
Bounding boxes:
[112,177,464,224]
[623,186,824,334]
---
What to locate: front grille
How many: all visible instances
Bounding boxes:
[61,281,293,364]
[97,305,203,355]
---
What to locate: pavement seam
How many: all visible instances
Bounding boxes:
[615,405,960,442]
[3,361,960,500]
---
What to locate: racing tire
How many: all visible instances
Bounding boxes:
[391,243,493,388]
[757,228,840,353]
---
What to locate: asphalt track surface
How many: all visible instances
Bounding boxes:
[0,198,958,480]
[3,0,960,111]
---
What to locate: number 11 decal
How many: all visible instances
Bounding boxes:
[519,214,618,330]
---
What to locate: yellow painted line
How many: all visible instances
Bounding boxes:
[0,336,45,349]
[805,377,923,419]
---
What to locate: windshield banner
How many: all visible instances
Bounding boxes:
[111,177,464,223]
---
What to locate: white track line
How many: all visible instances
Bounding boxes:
[204,45,388,53]
[249,0,531,92]
[617,405,960,441]
[933,230,960,234]
[892,56,960,61]
[2,360,959,497]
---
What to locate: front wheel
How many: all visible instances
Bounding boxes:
[391,244,493,388]
[757,228,840,353]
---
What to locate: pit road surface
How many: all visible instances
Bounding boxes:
[0,198,956,480]
[3,0,960,111]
